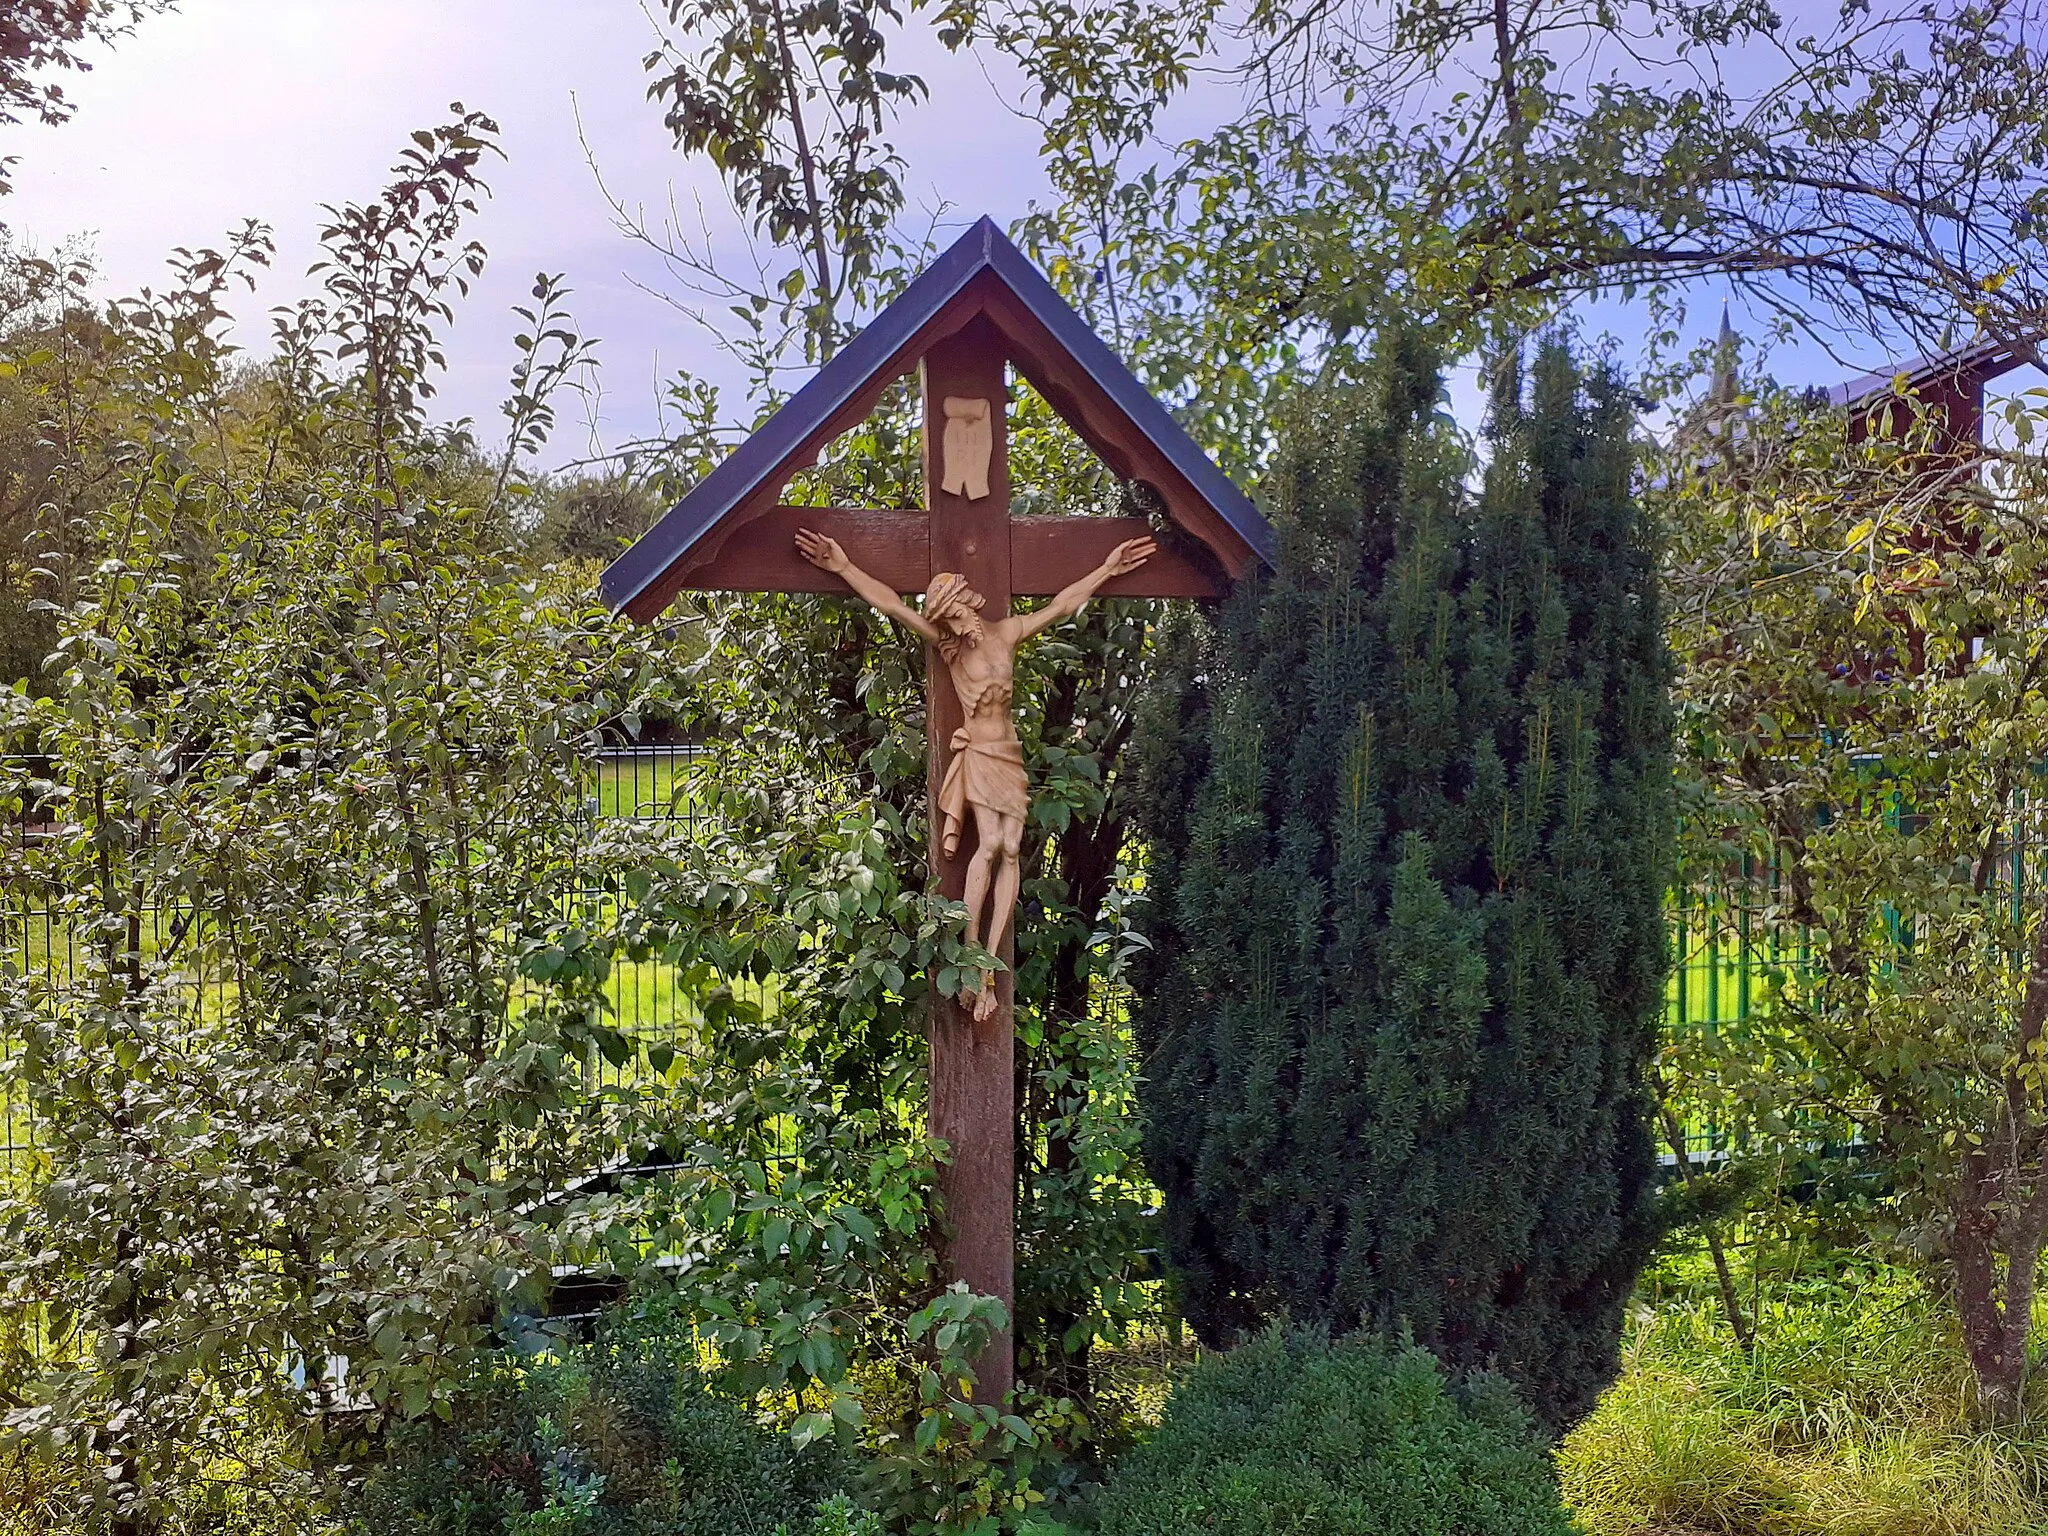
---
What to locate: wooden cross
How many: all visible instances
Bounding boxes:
[604,222,1270,1401]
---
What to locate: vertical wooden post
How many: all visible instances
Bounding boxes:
[921,315,1015,1403]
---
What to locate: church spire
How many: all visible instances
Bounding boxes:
[1669,300,1753,475]
[1710,301,1739,407]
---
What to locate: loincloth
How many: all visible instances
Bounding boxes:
[938,728,1029,855]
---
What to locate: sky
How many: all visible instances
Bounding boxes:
[3,0,2038,471]
[0,0,1064,467]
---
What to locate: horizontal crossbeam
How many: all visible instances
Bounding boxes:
[668,506,1229,598]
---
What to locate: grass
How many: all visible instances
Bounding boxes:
[1559,1250,2048,1536]
[590,752,700,821]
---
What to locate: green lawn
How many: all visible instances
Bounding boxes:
[590,752,702,821]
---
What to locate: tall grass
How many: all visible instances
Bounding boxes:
[1559,1258,2048,1536]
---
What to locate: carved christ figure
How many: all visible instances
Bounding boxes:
[796,527,1156,1019]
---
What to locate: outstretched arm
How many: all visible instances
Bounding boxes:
[795,529,944,643]
[1009,537,1157,643]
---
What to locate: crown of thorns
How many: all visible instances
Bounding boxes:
[924,572,986,624]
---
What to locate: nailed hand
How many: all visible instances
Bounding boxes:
[795,528,850,573]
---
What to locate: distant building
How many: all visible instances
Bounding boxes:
[1828,337,2041,455]
[1674,316,2042,475]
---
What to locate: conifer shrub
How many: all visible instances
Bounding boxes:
[1089,1328,1576,1536]
[1132,339,1671,1427]
[348,1343,867,1536]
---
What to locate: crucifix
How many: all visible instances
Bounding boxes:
[794,521,1156,1021]
[603,220,1271,1402]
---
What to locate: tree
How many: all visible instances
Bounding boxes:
[1,2,176,195]
[922,0,2048,464]
[0,116,686,1534]
[630,0,929,376]
[1131,339,1672,1428]
[516,472,662,565]
[1662,378,2048,1425]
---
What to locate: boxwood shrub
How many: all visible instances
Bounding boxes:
[1090,1328,1577,1536]
[348,1342,868,1536]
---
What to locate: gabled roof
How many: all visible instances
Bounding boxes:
[1825,337,2039,409]
[601,217,1271,621]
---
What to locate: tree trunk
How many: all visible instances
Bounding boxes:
[1952,1157,2045,1426]
[1954,870,2048,1424]
[1654,1084,1752,1352]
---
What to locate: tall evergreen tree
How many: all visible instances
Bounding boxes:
[1132,340,1671,1427]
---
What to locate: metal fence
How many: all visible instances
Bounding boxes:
[0,742,726,1186]
[3,743,1861,1184]
[1664,786,2048,1165]
[1664,857,1809,1161]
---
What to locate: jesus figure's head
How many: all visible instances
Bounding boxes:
[924,572,987,659]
